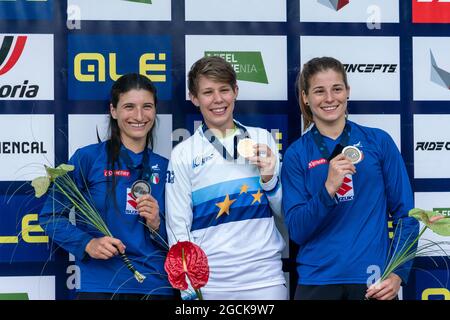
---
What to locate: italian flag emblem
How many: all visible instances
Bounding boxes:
[151,173,160,184]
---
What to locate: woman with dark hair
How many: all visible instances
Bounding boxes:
[40,73,175,300]
[282,57,419,300]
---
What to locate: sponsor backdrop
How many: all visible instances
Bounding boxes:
[0,1,449,300]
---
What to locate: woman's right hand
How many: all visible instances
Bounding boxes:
[325,153,356,198]
[85,236,126,260]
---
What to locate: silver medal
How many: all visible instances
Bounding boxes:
[342,146,363,164]
[131,180,151,198]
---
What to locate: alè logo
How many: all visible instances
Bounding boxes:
[0,214,48,245]
[205,51,268,84]
[413,0,450,23]
[74,52,167,83]
[416,141,450,151]
[319,0,350,11]
[344,63,397,73]
[430,50,450,90]
[0,35,39,99]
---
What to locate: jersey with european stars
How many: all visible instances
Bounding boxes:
[166,121,286,292]
[39,141,173,295]
[281,120,418,285]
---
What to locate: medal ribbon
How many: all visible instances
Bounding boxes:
[201,120,251,161]
[311,122,351,160]
[119,146,151,181]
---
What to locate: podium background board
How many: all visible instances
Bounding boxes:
[0,1,449,300]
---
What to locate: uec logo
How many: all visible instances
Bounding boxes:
[74,52,167,82]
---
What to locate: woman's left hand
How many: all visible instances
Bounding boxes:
[136,194,160,232]
[247,143,276,183]
[366,273,402,300]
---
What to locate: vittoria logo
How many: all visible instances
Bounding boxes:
[413,0,450,23]
[416,142,450,151]
[0,35,39,99]
[0,35,26,75]
[0,34,53,100]
[0,80,38,99]
[319,0,350,11]
[344,64,397,73]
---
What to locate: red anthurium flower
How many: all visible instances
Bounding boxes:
[164,241,209,290]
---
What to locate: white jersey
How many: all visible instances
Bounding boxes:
[165,121,285,292]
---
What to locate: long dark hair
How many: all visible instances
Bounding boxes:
[107,73,158,207]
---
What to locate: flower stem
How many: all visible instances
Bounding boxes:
[195,289,203,300]
[54,176,145,283]
[381,225,428,281]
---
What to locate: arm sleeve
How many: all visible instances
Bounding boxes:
[380,132,419,284]
[165,146,195,246]
[39,150,94,260]
[260,131,282,217]
[281,147,338,246]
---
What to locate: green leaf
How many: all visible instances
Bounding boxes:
[57,164,74,172]
[45,164,74,181]
[31,176,50,198]
[409,208,450,236]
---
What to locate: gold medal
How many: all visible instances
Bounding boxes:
[237,138,256,158]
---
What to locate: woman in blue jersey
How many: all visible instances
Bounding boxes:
[282,57,419,300]
[165,56,287,300]
[40,73,175,300]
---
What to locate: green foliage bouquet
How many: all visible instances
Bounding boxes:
[31,164,146,283]
[380,208,450,283]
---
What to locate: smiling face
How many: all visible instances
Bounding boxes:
[190,75,238,133]
[110,89,156,152]
[302,68,350,130]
